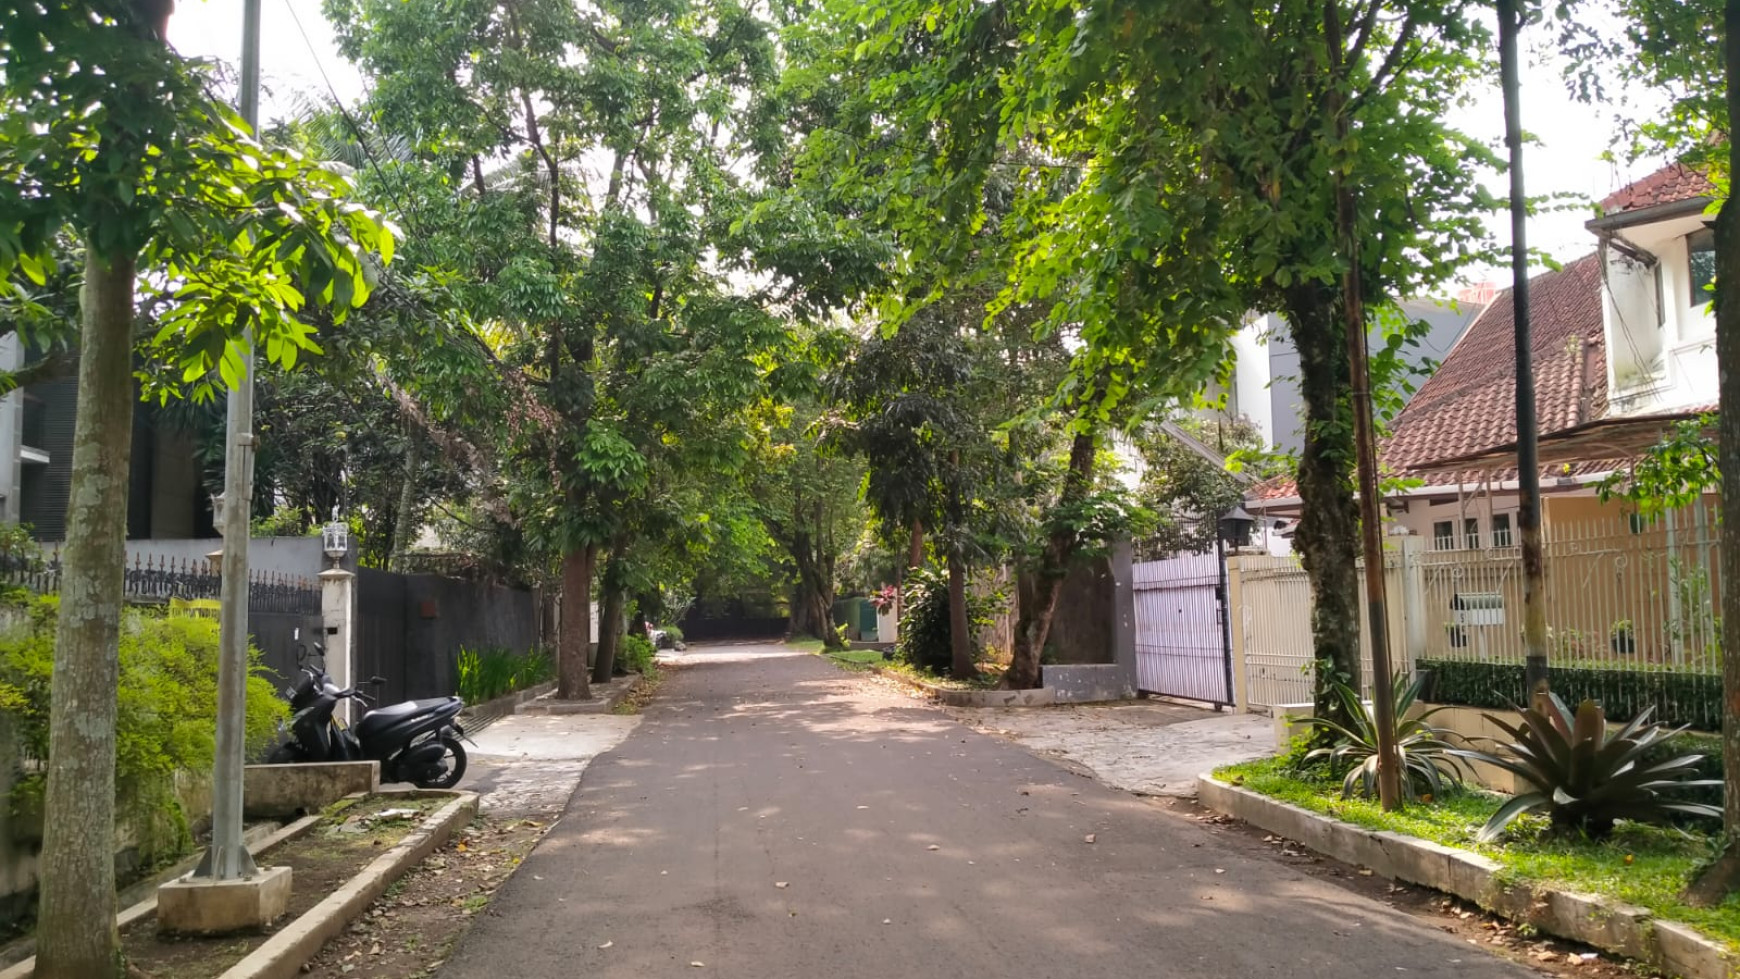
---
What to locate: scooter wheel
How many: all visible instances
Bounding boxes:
[412,737,467,789]
[266,743,304,765]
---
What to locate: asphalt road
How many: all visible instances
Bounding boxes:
[440,643,1533,979]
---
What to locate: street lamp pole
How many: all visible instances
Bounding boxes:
[193,0,261,882]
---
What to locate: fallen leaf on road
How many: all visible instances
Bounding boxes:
[775,882,789,889]
[857,805,869,810]
[598,941,613,949]
[927,844,940,851]
[1084,834,1096,844]
[883,919,892,925]
[1214,868,1225,874]
[691,962,705,968]
[1357,869,1374,877]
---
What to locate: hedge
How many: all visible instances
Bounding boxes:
[1418,658,1723,732]
[1420,658,1725,815]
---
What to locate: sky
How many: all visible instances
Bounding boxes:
[168,1,1673,293]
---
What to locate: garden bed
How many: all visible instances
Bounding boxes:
[1206,758,1740,976]
[100,791,472,979]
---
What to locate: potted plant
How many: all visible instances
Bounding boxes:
[1610,618,1636,654]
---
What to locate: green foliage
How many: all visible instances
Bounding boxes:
[455,646,553,704]
[1300,675,1467,802]
[661,625,685,646]
[0,597,286,864]
[1421,658,1724,732]
[1451,695,1721,842]
[1595,415,1719,517]
[618,634,657,675]
[895,567,996,675]
[1132,417,1279,555]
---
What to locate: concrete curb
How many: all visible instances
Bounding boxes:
[0,811,327,979]
[217,789,479,979]
[865,664,1055,707]
[517,675,642,715]
[461,681,558,732]
[1196,774,1737,979]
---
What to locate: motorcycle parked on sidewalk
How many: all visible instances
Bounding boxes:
[269,644,470,789]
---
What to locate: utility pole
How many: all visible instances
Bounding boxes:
[1499,0,1550,707]
[1327,2,1401,810]
[193,0,261,882]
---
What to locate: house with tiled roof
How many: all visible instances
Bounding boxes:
[1246,159,1719,552]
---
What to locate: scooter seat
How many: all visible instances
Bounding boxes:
[356,698,455,738]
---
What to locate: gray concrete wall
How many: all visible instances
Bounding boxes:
[1047,541,1137,703]
[107,536,327,579]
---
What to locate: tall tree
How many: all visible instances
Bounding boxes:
[1566,0,1740,905]
[812,0,1493,708]
[0,2,391,973]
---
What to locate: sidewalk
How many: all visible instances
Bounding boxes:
[949,699,1274,797]
[460,712,642,816]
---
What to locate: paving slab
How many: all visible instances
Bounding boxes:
[952,700,1275,796]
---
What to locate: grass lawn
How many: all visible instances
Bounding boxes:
[825,648,885,668]
[785,637,825,654]
[1216,756,1740,947]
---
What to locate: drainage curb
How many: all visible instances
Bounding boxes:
[1196,774,1736,979]
[210,790,477,979]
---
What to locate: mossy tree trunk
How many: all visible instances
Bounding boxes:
[36,249,137,979]
[1284,282,1364,739]
[1685,0,1740,904]
[558,544,595,700]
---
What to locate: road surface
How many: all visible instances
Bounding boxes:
[440,642,1531,979]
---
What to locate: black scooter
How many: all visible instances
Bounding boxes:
[269,644,470,789]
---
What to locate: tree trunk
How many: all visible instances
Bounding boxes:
[908,520,924,569]
[1284,284,1364,738]
[592,561,626,683]
[387,430,421,574]
[946,542,975,680]
[1004,430,1096,689]
[557,544,595,700]
[1684,0,1740,905]
[35,248,137,979]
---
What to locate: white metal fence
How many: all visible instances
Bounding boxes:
[1228,499,1721,715]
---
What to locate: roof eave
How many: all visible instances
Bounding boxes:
[1586,196,1714,233]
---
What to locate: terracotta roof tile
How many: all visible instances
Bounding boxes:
[1600,162,1714,213]
[1246,254,1608,504]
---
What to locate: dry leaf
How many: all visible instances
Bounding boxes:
[598,941,613,949]
[1084,834,1097,844]
[1357,869,1374,877]
[775,882,789,889]
[1214,868,1225,875]
[926,844,940,851]
[691,962,705,968]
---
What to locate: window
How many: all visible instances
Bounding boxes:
[1433,520,1455,550]
[1491,513,1513,547]
[1690,227,1717,305]
[1464,517,1480,550]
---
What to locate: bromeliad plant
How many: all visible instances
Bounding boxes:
[1452,695,1721,842]
[1301,674,1467,802]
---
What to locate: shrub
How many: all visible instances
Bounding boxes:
[1421,658,1722,732]
[0,596,288,864]
[456,645,552,703]
[1300,674,1466,802]
[1451,694,1720,841]
[661,624,684,645]
[619,634,656,674]
[896,567,996,674]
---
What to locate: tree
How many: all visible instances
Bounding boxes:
[0,3,392,974]
[1562,0,1739,904]
[329,0,841,698]
[1131,417,1282,556]
[810,0,1494,710]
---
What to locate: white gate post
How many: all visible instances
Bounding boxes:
[320,568,356,723]
[1399,535,1427,674]
[1226,552,1251,713]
